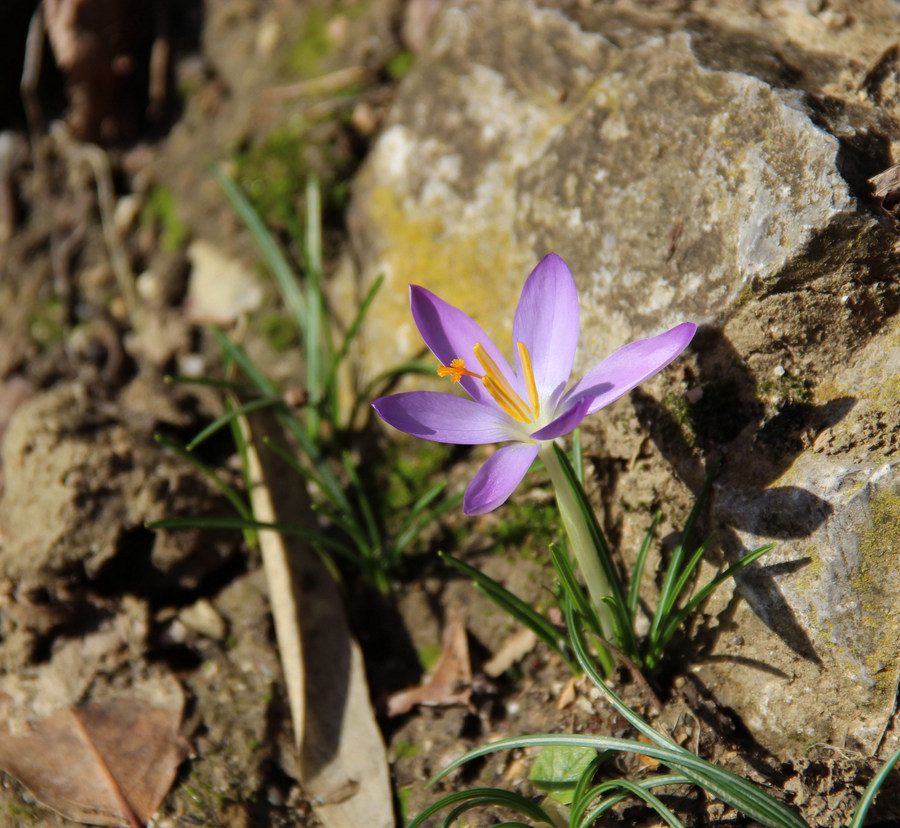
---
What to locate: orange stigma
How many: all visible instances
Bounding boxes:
[437,358,481,383]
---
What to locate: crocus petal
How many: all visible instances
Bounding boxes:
[463,442,540,515]
[512,253,579,406]
[562,322,697,414]
[529,397,593,441]
[410,285,516,408]
[372,392,514,444]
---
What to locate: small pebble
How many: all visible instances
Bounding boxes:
[179,599,228,641]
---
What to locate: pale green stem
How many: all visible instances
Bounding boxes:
[539,442,614,639]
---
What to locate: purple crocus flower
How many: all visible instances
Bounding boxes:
[372,254,696,516]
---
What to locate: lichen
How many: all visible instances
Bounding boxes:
[363,184,529,351]
[872,374,900,414]
[849,489,900,681]
[858,489,900,567]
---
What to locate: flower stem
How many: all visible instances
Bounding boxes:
[539,443,614,639]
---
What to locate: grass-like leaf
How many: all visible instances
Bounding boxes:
[394,486,463,556]
[213,167,307,332]
[846,746,900,828]
[549,543,599,636]
[431,723,808,828]
[323,273,384,424]
[154,434,252,522]
[185,396,283,450]
[210,328,351,511]
[580,777,685,828]
[440,552,578,672]
[647,541,775,670]
[303,176,324,440]
[648,463,717,643]
[562,598,808,828]
[573,772,688,828]
[628,510,662,617]
[148,514,351,561]
[262,436,372,555]
[548,543,615,675]
[405,787,554,828]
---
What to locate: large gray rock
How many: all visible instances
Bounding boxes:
[346,0,899,383]
[343,0,900,755]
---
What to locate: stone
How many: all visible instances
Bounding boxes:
[345,0,899,389]
[706,314,900,753]
[342,0,900,755]
[178,598,229,641]
[186,239,264,325]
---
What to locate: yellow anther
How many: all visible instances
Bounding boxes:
[482,375,533,422]
[438,344,540,425]
[473,343,534,423]
[517,341,540,420]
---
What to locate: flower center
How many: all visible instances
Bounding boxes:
[438,342,541,423]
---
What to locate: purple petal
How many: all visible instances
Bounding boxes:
[512,254,579,406]
[410,285,516,408]
[372,392,513,444]
[529,397,592,441]
[464,442,540,515]
[562,322,697,414]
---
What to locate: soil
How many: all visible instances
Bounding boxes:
[0,2,898,828]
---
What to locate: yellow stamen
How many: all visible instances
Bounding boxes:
[438,344,541,425]
[517,341,540,419]
[473,343,534,423]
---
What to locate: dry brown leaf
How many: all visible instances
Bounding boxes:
[483,627,537,678]
[635,733,661,769]
[242,411,394,828]
[387,610,471,717]
[0,695,190,827]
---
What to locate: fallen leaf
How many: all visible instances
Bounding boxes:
[0,694,190,827]
[387,610,471,717]
[483,626,537,678]
[635,732,661,768]
[242,410,394,828]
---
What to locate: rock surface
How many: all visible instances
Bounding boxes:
[708,314,900,753]
[343,0,900,753]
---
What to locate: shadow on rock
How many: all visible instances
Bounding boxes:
[631,325,856,667]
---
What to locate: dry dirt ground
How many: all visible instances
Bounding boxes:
[0,2,898,827]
